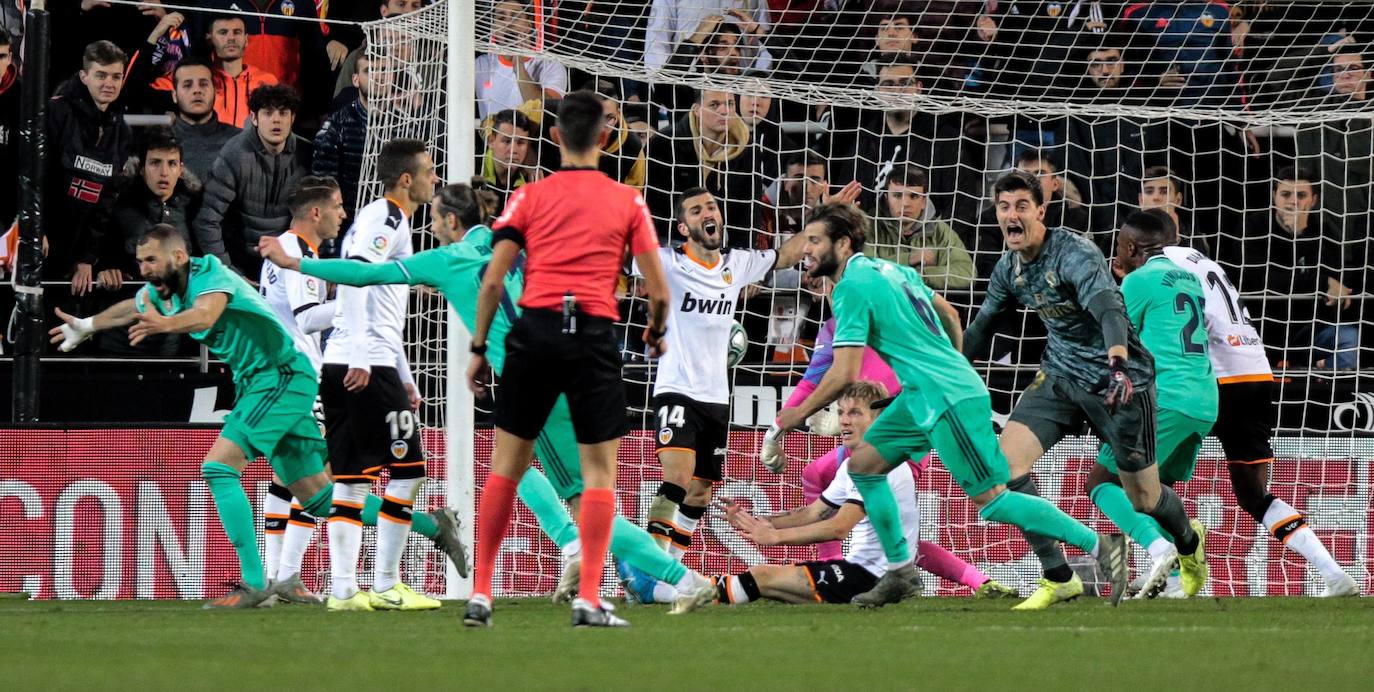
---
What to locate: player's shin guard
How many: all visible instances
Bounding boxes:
[1263,498,1345,581]
[474,474,519,599]
[611,515,688,585]
[647,482,688,554]
[375,477,423,593]
[715,573,761,605]
[978,490,1097,554]
[263,482,292,583]
[1090,483,1170,549]
[328,482,369,600]
[1144,485,1199,554]
[916,540,988,589]
[517,470,580,550]
[278,502,317,582]
[849,471,912,567]
[577,488,615,607]
[202,462,267,591]
[1006,474,1073,581]
[672,504,706,558]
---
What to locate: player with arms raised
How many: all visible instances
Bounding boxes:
[641,187,813,559]
[773,202,1126,608]
[464,91,673,627]
[962,171,1204,609]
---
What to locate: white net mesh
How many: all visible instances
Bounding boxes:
[362,0,1372,598]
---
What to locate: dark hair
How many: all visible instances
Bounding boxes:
[137,223,187,251]
[1275,165,1317,187]
[490,108,532,135]
[674,186,713,223]
[1141,165,1185,201]
[1121,208,1177,245]
[377,138,429,188]
[581,77,621,102]
[207,14,247,31]
[694,87,735,106]
[555,90,605,154]
[992,169,1044,206]
[808,202,868,253]
[787,149,828,175]
[1015,147,1057,171]
[886,163,927,190]
[248,84,301,115]
[82,40,128,71]
[172,55,215,83]
[139,127,183,163]
[0,28,12,48]
[434,180,490,230]
[285,175,341,217]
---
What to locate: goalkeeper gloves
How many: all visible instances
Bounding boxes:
[56,316,95,352]
[1101,356,1134,412]
[806,404,840,437]
[760,422,786,474]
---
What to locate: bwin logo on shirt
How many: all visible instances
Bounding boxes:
[680,291,734,315]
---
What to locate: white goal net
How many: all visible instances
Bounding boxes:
[361,0,1373,599]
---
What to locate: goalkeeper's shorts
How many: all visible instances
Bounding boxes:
[220,358,327,486]
[864,393,1009,497]
[1099,408,1213,483]
[1009,371,1158,473]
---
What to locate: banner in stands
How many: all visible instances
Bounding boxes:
[1,428,1368,599]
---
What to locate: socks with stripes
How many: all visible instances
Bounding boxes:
[1007,474,1073,583]
[202,462,267,591]
[328,482,368,600]
[672,504,706,558]
[374,477,423,593]
[715,572,761,605]
[474,473,518,599]
[277,502,317,582]
[647,482,688,555]
[1263,498,1346,582]
[848,470,912,568]
[263,482,292,584]
[577,488,616,607]
[360,493,438,539]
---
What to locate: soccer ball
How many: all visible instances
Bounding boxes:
[727,322,748,368]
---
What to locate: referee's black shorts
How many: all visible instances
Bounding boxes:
[496,309,629,445]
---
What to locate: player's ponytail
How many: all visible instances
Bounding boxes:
[434,182,485,230]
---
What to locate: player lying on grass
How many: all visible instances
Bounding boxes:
[770,201,1128,608]
[51,225,466,608]
[773,314,1013,598]
[258,179,716,615]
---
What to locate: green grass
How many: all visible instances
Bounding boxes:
[2,597,1372,690]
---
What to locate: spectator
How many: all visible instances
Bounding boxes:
[979,1,1113,99]
[0,28,17,226]
[663,11,773,76]
[645,88,765,247]
[197,0,328,96]
[205,15,279,129]
[169,56,240,182]
[195,84,313,278]
[45,40,133,296]
[480,108,536,212]
[861,12,920,81]
[475,0,568,119]
[739,92,801,200]
[314,55,374,221]
[587,79,648,190]
[1121,0,1243,108]
[1137,165,1215,256]
[645,1,770,73]
[772,149,828,237]
[870,164,974,291]
[622,101,657,148]
[118,9,193,114]
[330,0,425,100]
[1235,167,1360,370]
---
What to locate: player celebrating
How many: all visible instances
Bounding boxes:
[256,175,347,605]
[962,171,1204,610]
[259,180,718,615]
[1151,212,1358,597]
[464,91,675,628]
[319,139,439,611]
[772,202,1127,608]
[1088,209,1215,599]
[642,187,813,559]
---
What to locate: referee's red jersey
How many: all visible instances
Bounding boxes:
[492,168,659,321]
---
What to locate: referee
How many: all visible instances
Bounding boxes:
[464,91,671,628]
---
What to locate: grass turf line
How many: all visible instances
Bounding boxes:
[2,598,1371,690]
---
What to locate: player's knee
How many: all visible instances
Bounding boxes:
[686,479,713,506]
[200,460,237,483]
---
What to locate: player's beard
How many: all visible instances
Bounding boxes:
[148,264,188,300]
[807,246,841,281]
[688,217,722,251]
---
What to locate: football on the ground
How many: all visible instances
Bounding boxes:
[727,322,748,367]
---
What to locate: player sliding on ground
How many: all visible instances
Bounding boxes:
[770,202,1128,608]
[259,179,717,616]
[1114,209,1358,598]
[50,225,465,608]
[962,171,1206,609]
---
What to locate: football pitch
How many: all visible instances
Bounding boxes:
[3,597,1372,690]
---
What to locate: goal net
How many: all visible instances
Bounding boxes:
[362,0,1372,599]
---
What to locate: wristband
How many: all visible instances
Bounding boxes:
[75,317,94,333]
[646,326,666,340]
[470,343,488,356]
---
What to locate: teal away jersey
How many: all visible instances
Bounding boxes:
[1121,255,1218,422]
[137,254,301,382]
[831,254,988,427]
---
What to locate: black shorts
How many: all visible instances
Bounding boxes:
[1009,371,1157,473]
[319,364,426,481]
[802,560,881,604]
[1214,379,1278,464]
[496,309,629,445]
[653,393,730,483]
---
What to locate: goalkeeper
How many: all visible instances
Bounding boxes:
[258,181,715,613]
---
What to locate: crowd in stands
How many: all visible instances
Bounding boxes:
[0,0,1367,372]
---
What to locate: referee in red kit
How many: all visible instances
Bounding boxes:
[463,91,671,628]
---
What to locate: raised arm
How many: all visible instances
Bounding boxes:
[48,300,140,351]
[128,292,229,346]
[777,345,863,431]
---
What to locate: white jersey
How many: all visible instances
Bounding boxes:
[822,454,920,578]
[474,53,568,119]
[643,245,776,405]
[259,231,329,373]
[1162,245,1273,383]
[323,198,413,372]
